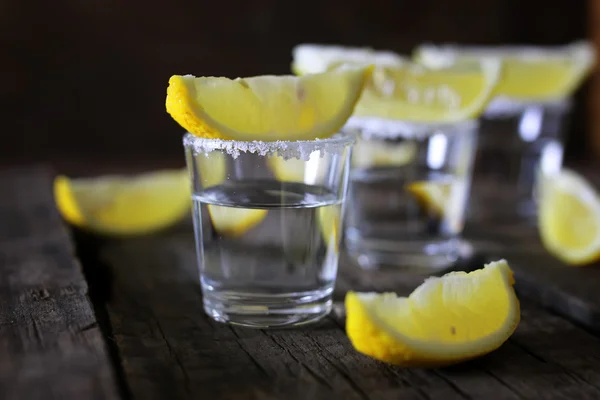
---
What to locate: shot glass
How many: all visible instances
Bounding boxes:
[468,97,571,223]
[183,132,355,328]
[343,117,477,271]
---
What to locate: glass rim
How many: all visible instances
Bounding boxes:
[484,96,573,118]
[344,116,478,140]
[183,130,356,160]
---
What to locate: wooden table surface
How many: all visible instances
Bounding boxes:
[4,165,600,400]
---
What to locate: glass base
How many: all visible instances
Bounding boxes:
[202,286,333,328]
[345,235,463,273]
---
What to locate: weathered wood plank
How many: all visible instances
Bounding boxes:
[0,166,120,400]
[100,224,600,399]
[102,232,470,399]
[333,303,600,400]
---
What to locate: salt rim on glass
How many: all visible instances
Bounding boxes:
[483,96,573,119]
[182,131,356,161]
[344,116,479,141]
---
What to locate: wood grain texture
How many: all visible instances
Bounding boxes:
[0,166,120,400]
[100,223,600,399]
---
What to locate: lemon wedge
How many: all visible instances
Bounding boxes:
[266,156,305,182]
[265,153,341,247]
[193,151,227,188]
[165,67,372,141]
[267,152,334,184]
[291,44,406,75]
[538,168,600,265]
[54,169,191,236]
[414,41,596,101]
[405,181,451,217]
[345,259,520,367]
[317,205,341,250]
[207,205,268,238]
[268,157,330,184]
[352,138,417,168]
[354,60,501,122]
[291,43,499,123]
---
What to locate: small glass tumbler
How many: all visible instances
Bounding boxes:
[468,97,571,224]
[183,132,355,328]
[343,117,477,271]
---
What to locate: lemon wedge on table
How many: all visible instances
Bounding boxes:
[53,169,191,236]
[291,44,406,75]
[354,59,501,122]
[345,259,520,367]
[414,41,596,101]
[538,168,600,266]
[165,67,372,142]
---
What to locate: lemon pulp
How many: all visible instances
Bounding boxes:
[345,259,520,367]
[54,169,191,236]
[538,168,600,265]
[166,67,372,141]
[414,41,595,101]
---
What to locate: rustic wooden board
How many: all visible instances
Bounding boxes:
[100,224,600,400]
[0,166,120,400]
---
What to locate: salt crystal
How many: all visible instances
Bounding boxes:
[344,116,478,140]
[183,131,356,160]
[483,96,571,118]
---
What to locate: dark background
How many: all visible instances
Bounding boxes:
[0,0,590,175]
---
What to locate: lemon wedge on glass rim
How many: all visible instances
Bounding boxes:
[167,68,371,235]
[538,168,600,266]
[291,44,501,123]
[414,41,596,101]
[166,66,372,141]
[353,59,501,123]
[345,259,520,367]
[54,169,191,236]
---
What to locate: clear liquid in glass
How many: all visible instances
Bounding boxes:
[468,100,569,224]
[344,121,475,272]
[193,180,342,328]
